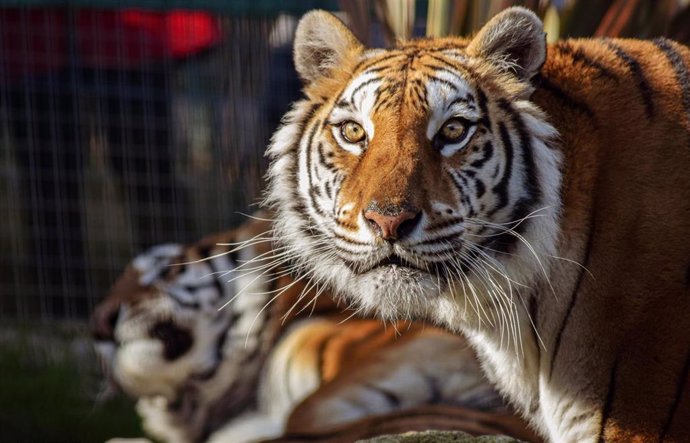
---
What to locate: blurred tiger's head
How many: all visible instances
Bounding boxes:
[90,222,275,404]
[90,217,345,442]
[265,7,562,330]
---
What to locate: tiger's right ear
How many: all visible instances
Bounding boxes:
[294,10,364,85]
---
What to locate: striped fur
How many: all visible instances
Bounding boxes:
[265,7,690,443]
[92,216,533,443]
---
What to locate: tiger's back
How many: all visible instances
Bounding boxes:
[533,37,690,441]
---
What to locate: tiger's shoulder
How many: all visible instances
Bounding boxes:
[536,37,690,133]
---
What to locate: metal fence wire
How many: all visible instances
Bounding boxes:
[0,6,310,320]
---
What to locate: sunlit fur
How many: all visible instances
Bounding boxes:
[266,7,690,443]
[92,217,525,443]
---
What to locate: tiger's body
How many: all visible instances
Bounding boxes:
[91,216,536,443]
[265,8,690,442]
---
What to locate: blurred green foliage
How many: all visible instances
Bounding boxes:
[0,330,141,443]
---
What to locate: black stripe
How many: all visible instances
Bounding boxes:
[476,88,492,130]
[555,41,618,81]
[448,95,472,107]
[283,103,321,224]
[316,142,336,170]
[333,245,368,261]
[316,330,341,380]
[363,63,396,74]
[447,95,476,111]
[353,52,406,75]
[474,178,485,199]
[335,99,352,111]
[424,65,466,83]
[425,216,464,232]
[309,185,322,200]
[410,78,428,107]
[484,100,542,254]
[603,41,655,119]
[412,232,464,248]
[549,216,596,380]
[349,77,380,103]
[422,63,459,75]
[495,100,541,224]
[469,141,494,169]
[446,169,468,203]
[333,234,370,247]
[304,120,330,219]
[393,53,414,113]
[654,37,690,130]
[598,355,620,443]
[488,121,514,216]
[324,180,333,201]
[376,82,400,97]
[660,344,690,441]
[205,252,226,301]
[426,53,463,71]
[536,75,597,121]
[427,75,458,92]
[509,101,541,205]
[453,168,470,187]
[373,94,399,113]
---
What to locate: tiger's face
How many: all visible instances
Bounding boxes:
[91,225,275,403]
[267,8,562,332]
[91,244,236,400]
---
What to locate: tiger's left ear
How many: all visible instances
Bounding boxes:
[294,10,364,85]
[466,7,546,81]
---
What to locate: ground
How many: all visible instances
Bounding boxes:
[0,323,141,443]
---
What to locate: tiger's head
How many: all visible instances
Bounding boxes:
[90,218,284,442]
[266,7,562,332]
[91,241,232,400]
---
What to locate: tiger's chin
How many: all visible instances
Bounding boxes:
[346,263,449,323]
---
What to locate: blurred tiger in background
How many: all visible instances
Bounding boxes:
[91,215,538,443]
[264,6,690,442]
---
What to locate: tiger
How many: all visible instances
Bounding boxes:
[263,6,690,443]
[90,215,538,443]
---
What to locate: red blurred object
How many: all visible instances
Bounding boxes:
[1,8,222,77]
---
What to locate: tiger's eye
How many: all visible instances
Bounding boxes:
[439,118,467,143]
[341,121,366,143]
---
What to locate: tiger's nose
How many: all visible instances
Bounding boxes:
[364,206,421,240]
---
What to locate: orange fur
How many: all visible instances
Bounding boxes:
[270,9,690,442]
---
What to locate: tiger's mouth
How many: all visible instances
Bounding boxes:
[376,254,419,268]
[359,254,432,275]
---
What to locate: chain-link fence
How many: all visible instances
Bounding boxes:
[0,4,328,321]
